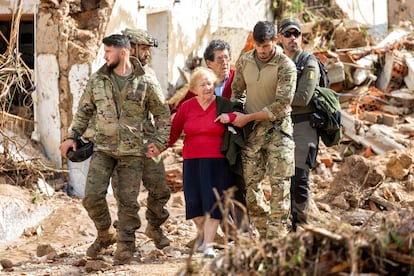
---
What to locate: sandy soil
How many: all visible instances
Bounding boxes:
[0,184,211,275]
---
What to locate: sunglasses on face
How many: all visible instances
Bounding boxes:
[282,30,301,38]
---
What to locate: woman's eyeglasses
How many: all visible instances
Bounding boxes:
[282,30,301,38]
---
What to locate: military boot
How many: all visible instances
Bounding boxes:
[145,224,170,249]
[86,226,117,259]
[114,241,135,265]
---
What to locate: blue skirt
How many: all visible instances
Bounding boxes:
[183,158,232,220]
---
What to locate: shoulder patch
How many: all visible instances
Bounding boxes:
[306,71,315,80]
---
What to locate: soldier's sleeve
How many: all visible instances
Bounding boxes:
[67,77,97,139]
[145,76,171,151]
[230,57,247,106]
[291,56,319,106]
[262,53,297,121]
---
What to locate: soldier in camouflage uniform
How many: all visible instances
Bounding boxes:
[278,18,320,231]
[231,21,297,239]
[115,28,171,249]
[59,34,171,265]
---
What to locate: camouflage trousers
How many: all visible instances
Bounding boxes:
[113,155,171,227]
[82,151,144,242]
[242,123,295,239]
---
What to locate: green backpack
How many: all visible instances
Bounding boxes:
[311,86,342,147]
[297,52,343,147]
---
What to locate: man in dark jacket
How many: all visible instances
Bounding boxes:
[278,18,320,231]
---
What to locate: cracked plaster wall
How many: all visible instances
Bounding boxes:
[35,0,115,167]
[32,0,271,170]
[7,0,395,172]
[2,0,270,172]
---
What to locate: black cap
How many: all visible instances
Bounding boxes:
[278,18,301,34]
[102,34,131,50]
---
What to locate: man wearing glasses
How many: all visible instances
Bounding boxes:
[171,39,235,114]
[278,18,321,232]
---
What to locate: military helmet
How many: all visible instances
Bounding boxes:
[67,138,94,162]
[122,28,158,47]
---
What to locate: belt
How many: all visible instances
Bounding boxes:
[291,113,313,124]
[270,123,293,140]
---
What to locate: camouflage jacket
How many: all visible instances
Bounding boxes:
[231,45,297,133]
[69,57,171,156]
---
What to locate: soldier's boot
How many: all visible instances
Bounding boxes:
[114,241,135,265]
[266,223,289,240]
[86,226,117,259]
[145,224,170,249]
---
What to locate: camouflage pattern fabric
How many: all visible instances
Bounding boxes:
[84,58,171,230]
[83,152,144,242]
[139,63,171,227]
[142,156,170,226]
[232,46,297,239]
[73,57,171,242]
[242,121,295,239]
[68,57,170,156]
[111,155,170,227]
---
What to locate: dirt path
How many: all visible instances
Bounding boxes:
[0,185,211,275]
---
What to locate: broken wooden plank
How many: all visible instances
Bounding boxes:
[369,194,400,210]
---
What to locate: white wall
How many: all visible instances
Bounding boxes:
[88,0,272,98]
[336,0,388,39]
[31,0,271,170]
[34,54,61,167]
[0,0,38,13]
[145,0,272,96]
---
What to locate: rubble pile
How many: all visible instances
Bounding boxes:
[174,16,414,275]
[203,209,414,275]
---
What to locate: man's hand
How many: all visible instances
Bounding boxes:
[59,139,76,158]
[231,112,250,128]
[146,143,161,158]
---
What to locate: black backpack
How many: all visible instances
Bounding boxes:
[296,51,342,147]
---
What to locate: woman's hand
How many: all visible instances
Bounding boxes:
[214,113,236,124]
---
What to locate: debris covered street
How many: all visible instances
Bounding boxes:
[1,0,414,275]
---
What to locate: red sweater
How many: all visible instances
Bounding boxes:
[169,97,225,159]
[171,68,235,114]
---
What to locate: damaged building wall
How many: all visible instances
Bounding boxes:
[32,0,271,169]
[35,0,115,168]
[144,0,272,98]
[1,0,399,172]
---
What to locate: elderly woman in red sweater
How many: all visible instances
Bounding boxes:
[168,67,238,258]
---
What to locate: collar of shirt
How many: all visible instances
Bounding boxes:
[214,75,229,97]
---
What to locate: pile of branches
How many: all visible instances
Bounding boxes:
[0,0,58,191]
[0,0,35,114]
[179,191,414,275]
[0,129,63,190]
